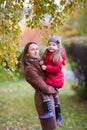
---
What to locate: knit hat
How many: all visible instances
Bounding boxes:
[48,36,61,48]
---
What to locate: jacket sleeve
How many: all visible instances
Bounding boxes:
[46,61,62,73]
[25,66,57,94]
[62,48,67,65]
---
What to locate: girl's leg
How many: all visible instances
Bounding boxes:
[53,93,63,125]
[39,94,54,119]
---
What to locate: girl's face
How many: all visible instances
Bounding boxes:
[27,44,39,59]
[47,42,58,53]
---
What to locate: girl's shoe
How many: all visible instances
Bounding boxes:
[39,98,54,119]
[56,113,63,125]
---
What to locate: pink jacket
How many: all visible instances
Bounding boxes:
[43,48,66,88]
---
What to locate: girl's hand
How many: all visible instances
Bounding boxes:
[41,65,47,70]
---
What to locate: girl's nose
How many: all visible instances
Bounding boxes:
[35,50,38,53]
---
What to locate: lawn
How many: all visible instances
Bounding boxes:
[0,79,87,130]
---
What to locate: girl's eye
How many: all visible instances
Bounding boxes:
[48,44,52,46]
[53,43,56,46]
[31,48,34,51]
[48,43,56,46]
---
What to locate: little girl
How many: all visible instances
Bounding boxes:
[39,36,66,125]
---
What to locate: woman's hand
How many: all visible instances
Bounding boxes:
[39,60,44,65]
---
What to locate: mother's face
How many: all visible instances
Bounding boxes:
[27,43,39,59]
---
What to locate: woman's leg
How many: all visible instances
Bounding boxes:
[35,92,57,130]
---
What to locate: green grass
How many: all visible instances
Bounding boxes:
[64,59,71,70]
[0,79,87,130]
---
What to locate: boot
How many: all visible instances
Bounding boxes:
[39,98,54,119]
[53,94,63,125]
[55,104,63,125]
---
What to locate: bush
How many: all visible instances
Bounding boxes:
[64,41,87,100]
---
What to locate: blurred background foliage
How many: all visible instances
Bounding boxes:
[0,0,87,77]
[63,5,87,100]
[0,0,87,100]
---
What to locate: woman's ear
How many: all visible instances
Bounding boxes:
[26,53,29,57]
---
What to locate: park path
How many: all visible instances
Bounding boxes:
[63,68,75,80]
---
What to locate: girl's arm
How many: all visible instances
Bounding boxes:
[45,61,62,73]
[62,48,67,65]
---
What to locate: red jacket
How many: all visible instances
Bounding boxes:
[43,48,66,88]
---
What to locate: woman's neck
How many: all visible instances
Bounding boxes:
[28,58,38,61]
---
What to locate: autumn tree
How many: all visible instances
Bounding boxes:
[78,5,87,36]
[0,0,87,79]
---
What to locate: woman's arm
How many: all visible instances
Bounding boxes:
[25,66,57,94]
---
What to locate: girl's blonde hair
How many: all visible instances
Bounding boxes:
[42,36,63,62]
[42,48,62,63]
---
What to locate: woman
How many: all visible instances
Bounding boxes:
[21,42,57,130]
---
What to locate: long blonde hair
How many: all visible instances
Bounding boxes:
[42,48,62,63]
